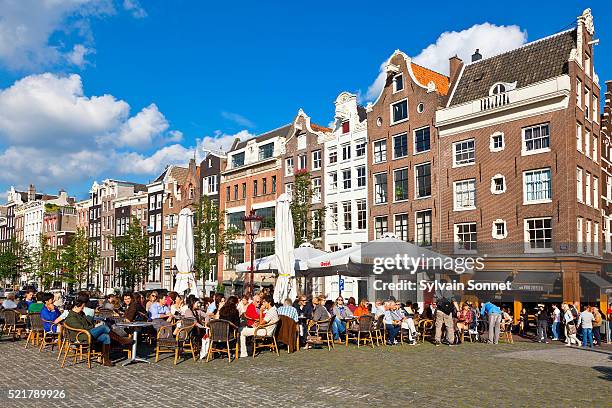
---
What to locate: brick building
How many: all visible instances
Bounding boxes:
[113,191,148,289]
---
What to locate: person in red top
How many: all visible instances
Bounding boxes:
[353,298,370,317]
[244,294,261,327]
[456,303,473,335]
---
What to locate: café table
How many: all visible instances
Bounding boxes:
[114,321,154,366]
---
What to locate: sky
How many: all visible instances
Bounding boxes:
[0,0,610,200]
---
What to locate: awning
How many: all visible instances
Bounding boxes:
[581,273,612,294]
[512,272,560,292]
[471,271,512,284]
[222,280,273,288]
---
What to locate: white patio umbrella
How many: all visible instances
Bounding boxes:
[173,207,201,298]
[273,193,296,304]
[235,243,325,273]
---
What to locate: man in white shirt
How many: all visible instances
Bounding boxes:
[239,295,279,358]
[578,306,594,348]
[551,304,561,341]
[1,293,18,309]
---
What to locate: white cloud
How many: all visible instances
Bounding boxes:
[114,103,170,148]
[200,130,255,153]
[361,23,527,103]
[221,111,255,128]
[117,144,195,174]
[0,0,146,71]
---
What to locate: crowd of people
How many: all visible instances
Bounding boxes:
[1,288,611,367]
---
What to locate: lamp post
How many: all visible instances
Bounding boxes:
[242,209,262,297]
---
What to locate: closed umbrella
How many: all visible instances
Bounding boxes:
[273,193,296,304]
[174,207,201,298]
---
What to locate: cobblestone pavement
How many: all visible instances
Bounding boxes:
[0,337,610,408]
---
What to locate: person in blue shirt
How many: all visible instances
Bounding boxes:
[480,301,502,344]
[17,289,36,311]
[40,293,61,333]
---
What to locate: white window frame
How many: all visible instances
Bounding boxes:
[356,166,366,188]
[414,162,432,199]
[392,133,409,159]
[373,139,387,163]
[577,217,583,254]
[576,79,582,108]
[577,167,583,203]
[413,126,431,154]
[492,219,507,240]
[523,217,553,253]
[328,203,338,231]
[593,176,599,209]
[373,172,388,205]
[393,73,404,93]
[454,222,477,254]
[490,174,506,195]
[522,168,552,205]
[594,222,599,256]
[285,157,294,176]
[593,94,598,124]
[390,98,408,125]
[521,123,550,156]
[312,150,322,170]
[328,171,338,192]
[452,139,475,167]
[393,167,409,202]
[489,132,505,152]
[298,154,307,170]
[576,123,582,152]
[342,169,351,190]
[394,213,409,242]
[341,144,351,161]
[586,220,592,254]
[585,88,591,120]
[453,179,476,211]
[593,134,598,162]
[585,129,591,158]
[312,178,321,203]
[585,172,591,206]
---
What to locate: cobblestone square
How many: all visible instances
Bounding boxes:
[1,338,610,407]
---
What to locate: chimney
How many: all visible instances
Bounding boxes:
[449,55,463,81]
[471,49,482,62]
[28,184,36,201]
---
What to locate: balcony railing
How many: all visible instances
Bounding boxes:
[480,92,510,111]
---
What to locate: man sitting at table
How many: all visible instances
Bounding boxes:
[244,294,261,327]
[384,301,404,345]
[239,295,279,358]
[28,292,45,313]
[17,289,35,311]
[149,294,173,330]
[332,296,353,343]
[1,292,18,310]
[123,292,147,322]
[40,292,61,333]
[277,298,299,322]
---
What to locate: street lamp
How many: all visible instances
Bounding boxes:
[242,209,262,297]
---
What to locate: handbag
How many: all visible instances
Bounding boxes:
[199,334,210,359]
[567,323,577,335]
[306,335,323,344]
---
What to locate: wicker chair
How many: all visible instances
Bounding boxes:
[206,319,239,363]
[252,321,279,358]
[2,309,26,341]
[39,319,61,353]
[418,319,434,344]
[155,322,197,365]
[60,323,100,369]
[372,315,386,346]
[345,315,375,348]
[307,318,334,351]
[25,313,45,349]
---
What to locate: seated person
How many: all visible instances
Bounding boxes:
[277,298,299,322]
[40,293,61,333]
[149,295,172,330]
[310,295,331,332]
[218,296,241,328]
[400,301,418,344]
[239,295,279,358]
[456,304,473,340]
[17,289,36,311]
[1,292,18,310]
[384,301,403,345]
[100,294,117,311]
[58,291,95,322]
[244,295,261,327]
[123,292,147,322]
[353,298,370,317]
[332,297,353,343]
[371,299,385,319]
[28,292,45,313]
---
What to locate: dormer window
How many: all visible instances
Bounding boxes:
[342,121,350,134]
[393,74,404,93]
[489,81,516,96]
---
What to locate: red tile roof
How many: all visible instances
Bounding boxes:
[311,123,332,133]
[411,63,450,96]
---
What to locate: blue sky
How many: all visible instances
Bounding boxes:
[0,0,610,199]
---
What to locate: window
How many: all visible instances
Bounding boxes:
[586,220,592,254]
[484,174,500,195]
[585,172,591,206]
[593,95,598,123]
[329,203,338,231]
[356,166,366,188]
[416,103,424,113]
[522,123,550,154]
[394,214,409,241]
[342,121,350,134]
[393,74,404,92]
[356,142,366,157]
[594,222,599,256]
[227,212,245,231]
[226,186,230,201]
[242,183,246,199]
[374,173,388,204]
[593,134,598,162]
[454,179,476,210]
[414,127,430,153]
[374,216,388,239]
[285,158,294,176]
[585,129,591,157]
[356,200,367,230]
[272,176,276,193]
[577,217,583,253]
[576,123,582,152]
[394,168,409,201]
[490,132,504,152]
[523,168,551,203]
[171,234,177,250]
[342,144,351,161]
[393,133,408,158]
[262,178,267,195]
[577,167,583,202]
[253,180,258,196]
[231,152,245,168]
[415,163,431,198]
[415,210,432,246]
[164,234,171,251]
[593,176,599,209]
[373,140,387,163]
[312,211,322,239]
[258,143,274,160]
[342,169,351,190]
[391,99,408,124]
[492,219,507,239]
[584,54,591,77]
[206,175,218,194]
[342,201,352,231]
[312,178,321,202]
[226,243,245,269]
[298,154,307,170]
[455,223,477,252]
[255,207,275,230]
[285,183,293,198]
[329,171,338,191]
[312,150,322,170]
[490,83,506,95]
[608,176,612,201]
[329,150,337,165]
[524,217,552,252]
[453,139,475,166]
[585,88,590,120]
[576,79,582,108]
[156,213,162,232]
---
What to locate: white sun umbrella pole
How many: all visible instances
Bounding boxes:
[273,193,296,304]
[174,207,201,298]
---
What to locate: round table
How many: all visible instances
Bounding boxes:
[114,321,154,366]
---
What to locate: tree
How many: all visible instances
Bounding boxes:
[60,227,98,290]
[193,195,237,283]
[32,234,61,290]
[290,170,324,248]
[112,217,149,291]
[0,238,29,288]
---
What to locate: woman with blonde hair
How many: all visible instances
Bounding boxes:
[562,303,579,346]
[145,291,158,312]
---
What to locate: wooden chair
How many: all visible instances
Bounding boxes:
[2,310,26,341]
[345,315,375,348]
[155,322,197,365]
[252,321,279,358]
[418,319,434,344]
[277,315,300,353]
[39,319,61,353]
[60,323,101,369]
[372,315,386,346]
[206,319,238,363]
[24,313,44,349]
[307,318,334,351]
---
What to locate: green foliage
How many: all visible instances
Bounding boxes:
[0,238,29,286]
[112,217,149,290]
[290,170,324,248]
[32,234,61,290]
[60,227,98,289]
